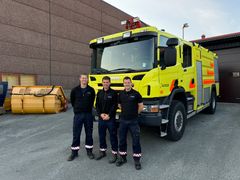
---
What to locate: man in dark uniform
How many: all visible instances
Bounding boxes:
[116,76,144,170]
[68,74,95,161]
[95,76,118,163]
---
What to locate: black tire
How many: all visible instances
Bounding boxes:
[205,91,217,114]
[166,100,186,141]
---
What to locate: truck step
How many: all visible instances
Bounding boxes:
[161,119,169,124]
[160,132,167,137]
[187,97,194,101]
[159,105,169,109]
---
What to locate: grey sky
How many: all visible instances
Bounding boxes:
[104,0,240,40]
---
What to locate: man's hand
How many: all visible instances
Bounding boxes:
[100,113,106,120]
[104,114,110,120]
[100,113,110,120]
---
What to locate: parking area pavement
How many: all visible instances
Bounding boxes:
[0,102,240,180]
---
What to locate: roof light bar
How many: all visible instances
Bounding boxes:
[121,17,142,30]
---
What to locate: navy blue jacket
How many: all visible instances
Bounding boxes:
[70,85,95,114]
[95,88,118,119]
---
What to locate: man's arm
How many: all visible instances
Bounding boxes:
[90,88,96,108]
[96,92,107,120]
[70,88,75,107]
[108,91,118,118]
[118,92,121,109]
[137,92,143,114]
[95,91,101,115]
[138,102,144,114]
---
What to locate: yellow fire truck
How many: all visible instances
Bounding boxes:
[89,17,220,141]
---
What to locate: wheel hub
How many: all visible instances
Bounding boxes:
[174,111,183,132]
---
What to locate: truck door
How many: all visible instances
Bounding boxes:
[181,44,195,93]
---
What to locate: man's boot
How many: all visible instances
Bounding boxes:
[86,149,95,159]
[134,158,142,170]
[95,151,106,160]
[109,154,118,164]
[116,155,127,167]
[67,151,78,161]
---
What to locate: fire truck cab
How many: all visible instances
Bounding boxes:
[89,18,220,141]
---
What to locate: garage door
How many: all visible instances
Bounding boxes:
[2,74,19,89]
[20,75,36,86]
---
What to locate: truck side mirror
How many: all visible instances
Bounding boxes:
[166,38,179,46]
[163,38,178,67]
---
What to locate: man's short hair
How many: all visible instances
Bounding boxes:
[123,76,132,82]
[102,76,111,82]
[79,73,88,78]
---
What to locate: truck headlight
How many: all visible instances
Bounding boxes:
[143,105,159,113]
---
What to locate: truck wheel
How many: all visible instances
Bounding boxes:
[166,100,186,141]
[205,91,217,114]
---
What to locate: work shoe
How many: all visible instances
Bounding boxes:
[134,160,142,170]
[67,152,78,161]
[116,156,127,167]
[109,154,118,164]
[86,149,95,159]
[95,151,106,160]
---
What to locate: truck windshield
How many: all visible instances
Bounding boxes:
[92,37,155,73]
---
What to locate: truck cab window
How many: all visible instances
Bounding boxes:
[159,36,169,66]
[183,44,192,68]
[160,36,168,47]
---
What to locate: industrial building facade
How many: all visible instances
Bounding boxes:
[1,0,239,103]
[194,33,240,103]
[0,0,131,92]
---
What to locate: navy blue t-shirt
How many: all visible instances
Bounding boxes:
[118,89,143,120]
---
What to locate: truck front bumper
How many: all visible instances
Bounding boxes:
[138,112,162,126]
[93,108,162,127]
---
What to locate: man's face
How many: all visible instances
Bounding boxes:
[80,75,88,85]
[123,79,132,90]
[102,79,110,90]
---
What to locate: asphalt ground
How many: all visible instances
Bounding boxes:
[0,102,240,180]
